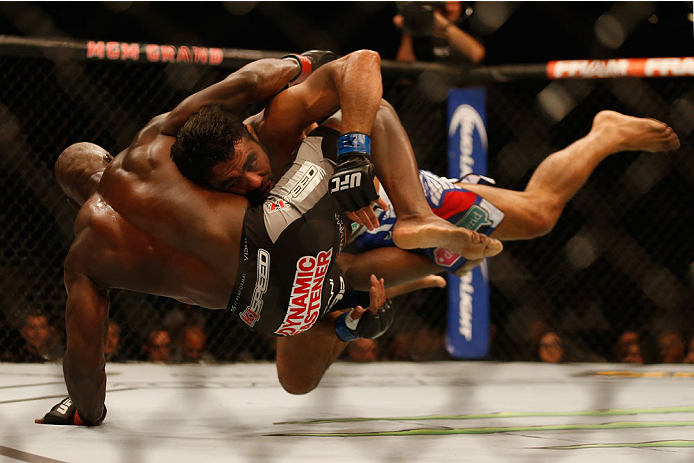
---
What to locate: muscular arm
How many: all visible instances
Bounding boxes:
[255,49,383,163]
[62,253,109,423]
[158,58,301,136]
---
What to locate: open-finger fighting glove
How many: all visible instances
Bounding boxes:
[330,132,379,212]
[334,298,394,342]
[282,50,338,85]
[38,397,106,426]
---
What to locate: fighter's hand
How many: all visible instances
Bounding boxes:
[334,275,394,342]
[344,196,389,231]
[330,132,378,213]
[35,397,106,426]
[283,50,338,85]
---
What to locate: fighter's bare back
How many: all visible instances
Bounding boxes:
[69,117,247,309]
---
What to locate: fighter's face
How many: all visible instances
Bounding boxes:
[210,137,275,203]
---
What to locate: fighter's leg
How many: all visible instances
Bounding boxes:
[369,100,503,260]
[276,326,346,395]
[55,142,113,206]
[460,111,680,241]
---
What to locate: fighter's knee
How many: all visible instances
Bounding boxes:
[529,210,559,238]
[277,370,319,395]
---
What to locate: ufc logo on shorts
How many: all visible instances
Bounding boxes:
[331,172,361,192]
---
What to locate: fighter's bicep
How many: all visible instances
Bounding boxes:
[264,71,341,135]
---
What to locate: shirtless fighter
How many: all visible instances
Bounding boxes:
[38,50,501,426]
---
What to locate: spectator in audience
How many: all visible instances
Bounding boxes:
[658,330,685,363]
[385,325,447,361]
[146,328,172,363]
[538,331,563,363]
[613,330,643,364]
[163,303,206,350]
[393,1,485,64]
[15,311,62,362]
[388,331,413,360]
[506,308,548,361]
[410,325,447,361]
[177,324,214,363]
[105,320,125,362]
[684,337,694,364]
[346,338,379,362]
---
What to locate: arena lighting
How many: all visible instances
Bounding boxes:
[594,2,657,50]
[222,1,257,16]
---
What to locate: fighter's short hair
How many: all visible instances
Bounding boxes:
[170,104,250,187]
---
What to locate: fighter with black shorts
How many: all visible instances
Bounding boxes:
[229,127,352,335]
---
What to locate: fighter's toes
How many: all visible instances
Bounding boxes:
[482,235,503,257]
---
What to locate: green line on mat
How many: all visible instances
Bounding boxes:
[547,439,694,449]
[271,420,694,437]
[276,404,694,425]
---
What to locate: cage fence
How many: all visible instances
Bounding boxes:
[0,42,692,366]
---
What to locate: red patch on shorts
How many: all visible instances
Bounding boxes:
[434,247,462,268]
[433,190,476,220]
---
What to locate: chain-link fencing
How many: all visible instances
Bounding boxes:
[0,44,692,365]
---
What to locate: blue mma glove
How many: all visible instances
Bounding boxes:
[334,298,394,342]
[330,132,379,212]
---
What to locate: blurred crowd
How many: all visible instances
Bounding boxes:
[0,306,218,364]
[1,2,692,368]
[2,303,694,366]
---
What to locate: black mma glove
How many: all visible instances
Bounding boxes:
[334,299,394,342]
[330,132,379,212]
[283,50,338,85]
[36,397,106,426]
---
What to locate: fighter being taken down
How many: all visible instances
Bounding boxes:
[344,110,680,279]
[39,50,502,426]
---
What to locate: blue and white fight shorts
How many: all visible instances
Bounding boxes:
[351,170,505,273]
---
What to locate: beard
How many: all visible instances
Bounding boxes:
[246,177,276,207]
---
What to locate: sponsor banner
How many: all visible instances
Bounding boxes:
[275,249,332,336]
[446,87,489,359]
[86,40,223,65]
[547,57,694,79]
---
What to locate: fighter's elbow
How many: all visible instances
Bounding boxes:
[347,49,381,68]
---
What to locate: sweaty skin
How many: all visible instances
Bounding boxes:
[55,53,390,422]
[52,50,499,420]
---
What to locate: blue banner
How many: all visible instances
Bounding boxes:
[446,87,490,359]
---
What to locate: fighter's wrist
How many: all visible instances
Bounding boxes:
[337,132,371,158]
[282,54,311,83]
[334,311,359,342]
[75,404,107,426]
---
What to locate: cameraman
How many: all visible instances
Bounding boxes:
[393,1,485,64]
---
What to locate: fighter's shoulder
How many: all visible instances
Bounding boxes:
[135,113,172,142]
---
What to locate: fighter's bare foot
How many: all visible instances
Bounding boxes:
[392,216,503,260]
[591,110,680,154]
